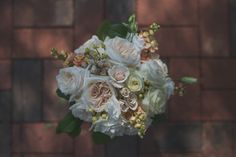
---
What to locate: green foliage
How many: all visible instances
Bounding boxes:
[56,88,70,101]
[56,112,83,137]
[97,21,129,41]
[152,113,168,123]
[92,131,111,144]
[127,14,138,33]
[180,77,198,84]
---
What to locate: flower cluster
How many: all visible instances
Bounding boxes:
[53,15,196,139]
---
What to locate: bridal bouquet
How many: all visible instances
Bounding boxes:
[51,15,197,142]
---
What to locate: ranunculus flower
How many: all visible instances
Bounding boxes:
[56,66,90,95]
[104,37,141,66]
[74,35,105,54]
[127,72,143,92]
[108,65,130,88]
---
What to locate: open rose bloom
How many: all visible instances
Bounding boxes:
[52,15,196,141]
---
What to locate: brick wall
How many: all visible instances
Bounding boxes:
[0,0,235,157]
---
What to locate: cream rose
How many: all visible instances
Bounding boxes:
[56,66,89,95]
[104,37,141,66]
[108,65,130,88]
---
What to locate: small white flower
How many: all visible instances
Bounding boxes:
[56,66,89,95]
[74,35,105,54]
[105,37,141,66]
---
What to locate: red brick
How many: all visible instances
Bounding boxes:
[169,59,201,121]
[13,154,73,157]
[139,153,202,157]
[75,0,104,46]
[0,60,11,90]
[199,0,230,56]
[233,124,236,157]
[202,91,236,120]
[201,59,236,89]
[43,60,68,121]
[139,123,202,153]
[137,0,198,25]
[13,29,73,58]
[12,123,74,153]
[202,123,233,157]
[0,0,12,59]
[14,0,74,27]
[75,123,105,157]
[157,27,199,57]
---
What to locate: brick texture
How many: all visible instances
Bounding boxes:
[169,59,201,121]
[139,123,202,153]
[202,91,236,120]
[43,60,68,121]
[14,0,74,27]
[75,123,105,157]
[0,123,11,157]
[12,123,74,153]
[13,60,42,122]
[0,0,12,59]
[202,123,233,157]
[0,60,11,90]
[139,153,202,157]
[201,59,236,89]
[106,136,138,157]
[157,27,199,57]
[0,0,235,157]
[106,0,135,22]
[75,0,104,46]
[199,0,230,56]
[13,29,73,58]
[0,91,11,122]
[137,0,198,25]
[13,154,74,157]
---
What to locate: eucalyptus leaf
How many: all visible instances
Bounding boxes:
[92,132,111,144]
[56,88,70,101]
[180,77,198,84]
[56,112,83,138]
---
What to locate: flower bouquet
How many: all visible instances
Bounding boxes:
[51,15,197,143]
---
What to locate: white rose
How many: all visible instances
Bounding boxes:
[142,88,167,116]
[140,59,168,87]
[105,37,141,66]
[74,35,105,54]
[127,33,145,51]
[56,66,89,95]
[92,118,126,137]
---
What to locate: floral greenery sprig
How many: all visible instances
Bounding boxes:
[51,14,197,144]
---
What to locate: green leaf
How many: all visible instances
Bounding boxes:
[180,77,198,84]
[97,21,129,40]
[56,88,70,101]
[107,24,129,39]
[92,132,111,144]
[56,112,83,138]
[152,113,168,123]
[127,14,138,32]
[97,21,112,41]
